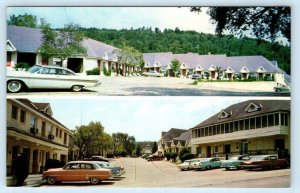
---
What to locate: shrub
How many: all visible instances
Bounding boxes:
[86,67,100,75]
[165,152,171,161]
[179,148,190,162]
[181,153,194,162]
[14,63,30,70]
[45,159,61,171]
[170,152,178,162]
[192,80,198,85]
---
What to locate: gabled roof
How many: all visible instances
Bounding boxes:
[32,102,53,116]
[161,128,187,140]
[143,52,173,67]
[173,130,191,145]
[13,99,69,130]
[192,100,290,129]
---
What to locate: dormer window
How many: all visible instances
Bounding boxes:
[245,103,262,113]
[218,110,230,119]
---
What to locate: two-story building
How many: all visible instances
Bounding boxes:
[190,100,290,158]
[7,99,70,175]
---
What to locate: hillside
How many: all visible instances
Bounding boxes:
[79,27,290,74]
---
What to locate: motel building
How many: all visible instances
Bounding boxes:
[190,100,290,159]
[7,99,70,176]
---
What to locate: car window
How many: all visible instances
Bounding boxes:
[241,156,250,160]
[270,156,277,160]
[65,163,80,170]
[58,69,75,75]
[82,164,94,170]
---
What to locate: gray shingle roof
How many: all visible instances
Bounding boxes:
[192,100,290,129]
[174,130,191,145]
[7,25,118,59]
[161,128,187,140]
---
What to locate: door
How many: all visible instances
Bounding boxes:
[206,146,212,157]
[32,149,38,174]
[23,148,30,173]
[10,145,20,175]
[224,144,231,155]
[211,71,215,79]
[275,139,285,158]
[241,142,248,155]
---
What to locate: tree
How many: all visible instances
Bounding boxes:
[112,132,136,156]
[179,147,191,162]
[113,43,144,75]
[7,13,37,28]
[170,59,181,77]
[70,121,105,159]
[191,7,291,43]
[39,21,87,66]
[152,141,158,154]
[136,145,141,157]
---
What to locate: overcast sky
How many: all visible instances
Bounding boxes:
[30,97,251,141]
[7,7,216,33]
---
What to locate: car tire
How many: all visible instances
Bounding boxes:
[71,85,83,92]
[225,167,230,171]
[47,176,56,185]
[90,177,100,185]
[7,80,23,93]
[207,166,211,170]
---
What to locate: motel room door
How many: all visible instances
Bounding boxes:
[206,146,212,157]
[240,142,248,155]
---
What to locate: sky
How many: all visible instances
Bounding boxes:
[31,97,249,141]
[6,7,216,34]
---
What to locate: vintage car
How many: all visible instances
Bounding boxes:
[240,155,289,170]
[221,155,251,170]
[42,161,112,185]
[94,161,125,177]
[88,155,109,162]
[7,65,101,93]
[141,70,164,77]
[178,159,201,171]
[147,155,164,161]
[191,158,222,170]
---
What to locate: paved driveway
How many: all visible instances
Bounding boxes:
[41,157,290,187]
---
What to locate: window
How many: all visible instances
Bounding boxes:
[196,147,202,155]
[64,132,67,145]
[239,120,244,130]
[256,117,262,128]
[205,127,208,136]
[209,126,213,136]
[41,121,46,137]
[11,105,18,120]
[20,110,26,123]
[250,118,256,129]
[30,116,37,129]
[56,128,59,137]
[201,128,204,137]
[284,114,288,126]
[213,125,217,135]
[262,115,268,127]
[225,123,229,133]
[275,113,279,126]
[268,114,274,127]
[234,121,239,131]
[220,124,224,134]
[214,146,218,153]
[217,125,221,134]
[230,122,234,132]
[245,119,249,130]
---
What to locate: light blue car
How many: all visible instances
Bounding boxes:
[191,158,222,170]
[221,155,251,170]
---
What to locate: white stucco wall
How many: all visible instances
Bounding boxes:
[83,58,98,72]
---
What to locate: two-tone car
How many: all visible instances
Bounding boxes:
[7,65,101,93]
[147,155,164,161]
[221,155,251,170]
[191,158,222,170]
[240,155,289,170]
[178,159,201,171]
[141,71,164,77]
[42,161,112,185]
[94,161,125,177]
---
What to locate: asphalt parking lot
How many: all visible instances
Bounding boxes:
[40,157,290,188]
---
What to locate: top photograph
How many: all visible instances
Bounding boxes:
[6,7,291,96]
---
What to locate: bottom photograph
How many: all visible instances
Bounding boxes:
[6,97,290,188]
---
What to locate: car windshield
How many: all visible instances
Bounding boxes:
[250,156,266,161]
[229,156,239,160]
[27,65,42,73]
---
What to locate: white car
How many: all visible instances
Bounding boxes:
[7,65,101,93]
[177,159,201,171]
[142,71,164,77]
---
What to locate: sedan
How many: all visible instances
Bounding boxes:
[141,71,164,77]
[94,161,125,177]
[42,161,112,185]
[191,158,222,170]
[7,65,101,93]
[147,155,164,161]
[240,155,289,170]
[221,155,251,170]
[191,73,201,79]
[178,159,201,171]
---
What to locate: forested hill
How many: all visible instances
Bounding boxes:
[79,27,290,74]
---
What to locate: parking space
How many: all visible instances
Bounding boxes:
[40,157,290,187]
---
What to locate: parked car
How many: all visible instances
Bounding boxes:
[89,155,109,162]
[94,161,125,177]
[147,155,164,161]
[42,161,112,185]
[240,155,289,170]
[7,65,101,93]
[141,154,150,159]
[141,70,164,77]
[221,155,251,170]
[178,159,201,171]
[191,73,201,79]
[191,158,222,170]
